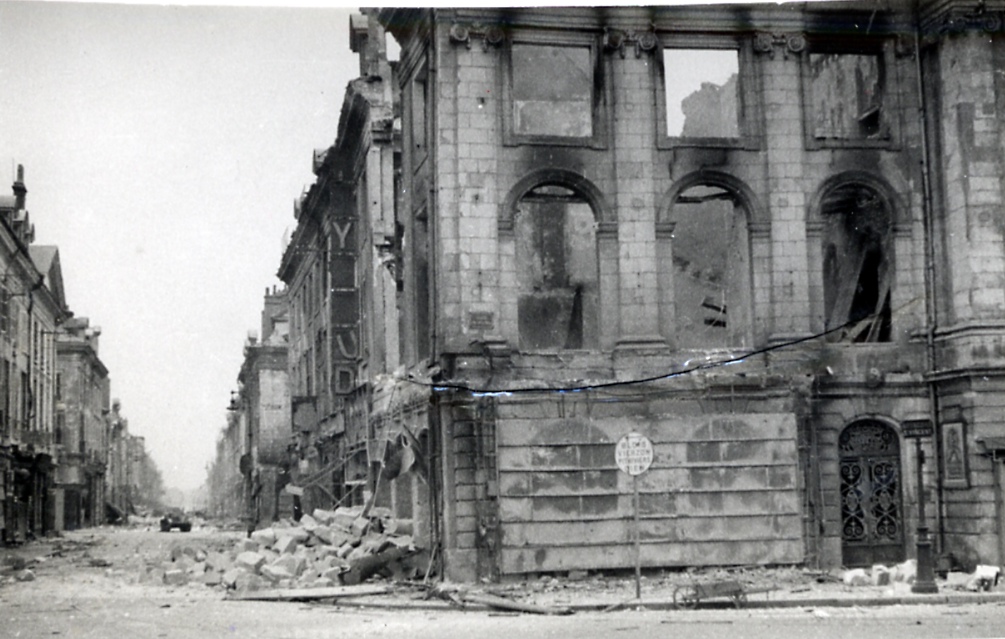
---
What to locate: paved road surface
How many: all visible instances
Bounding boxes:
[2,527,1004,638]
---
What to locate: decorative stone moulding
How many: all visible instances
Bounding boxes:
[938,6,1004,33]
[449,21,505,51]
[602,26,658,58]
[920,6,1005,44]
[753,31,806,59]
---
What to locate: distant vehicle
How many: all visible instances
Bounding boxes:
[159,509,192,533]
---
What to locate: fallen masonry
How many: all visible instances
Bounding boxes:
[144,506,425,593]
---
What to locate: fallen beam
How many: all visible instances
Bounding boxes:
[226,584,391,602]
[461,593,573,616]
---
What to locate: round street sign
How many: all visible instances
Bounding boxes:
[615,432,654,476]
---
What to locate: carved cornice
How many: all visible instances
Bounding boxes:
[924,4,1005,38]
[752,31,806,59]
[449,21,505,51]
[602,26,658,59]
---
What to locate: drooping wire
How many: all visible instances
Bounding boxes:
[401,298,921,396]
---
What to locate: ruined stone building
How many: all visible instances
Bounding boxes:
[105,399,141,520]
[259,0,1005,582]
[0,166,70,543]
[209,287,291,526]
[54,317,110,530]
[239,288,291,525]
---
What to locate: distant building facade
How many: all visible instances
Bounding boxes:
[238,287,291,525]
[208,288,291,526]
[0,166,70,543]
[54,317,110,530]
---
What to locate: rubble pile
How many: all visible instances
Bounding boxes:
[144,507,423,592]
[841,560,1004,592]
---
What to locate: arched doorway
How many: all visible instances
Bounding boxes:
[839,420,905,566]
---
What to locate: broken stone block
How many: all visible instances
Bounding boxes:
[336,542,355,559]
[322,566,346,582]
[273,536,298,555]
[332,507,362,530]
[299,514,319,533]
[205,551,233,572]
[871,564,890,586]
[234,571,266,593]
[222,568,243,588]
[235,551,266,573]
[382,518,413,536]
[239,539,260,553]
[312,508,336,525]
[973,565,1001,587]
[272,554,307,577]
[163,569,188,586]
[250,528,277,546]
[891,559,917,584]
[351,517,369,537]
[313,526,352,547]
[287,527,310,543]
[261,565,293,583]
[842,568,869,586]
[14,569,35,582]
[201,571,222,587]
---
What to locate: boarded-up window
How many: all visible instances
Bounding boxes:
[512,44,593,138]
[810,52,885,140]
[821,183,892,342]
[671,184,751,348]
[664,48,739,138]
[515,185,599,350]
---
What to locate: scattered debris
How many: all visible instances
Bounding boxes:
[147,507,422,594]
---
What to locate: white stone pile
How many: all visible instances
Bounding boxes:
[147,506,419,592]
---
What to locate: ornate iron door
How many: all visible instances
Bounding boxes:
[839,421,905,566]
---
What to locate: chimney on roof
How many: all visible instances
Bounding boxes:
[13,164,26,211]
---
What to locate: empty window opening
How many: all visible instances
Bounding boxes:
[822,184,892,342]
[670,184,751,348]
[515,184,599,350]
[512,44,593,138]
[664,48,739,138]
[811,52,885,140]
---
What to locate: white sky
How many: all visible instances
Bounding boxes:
[0,0,359,492]
[0,0,803,497]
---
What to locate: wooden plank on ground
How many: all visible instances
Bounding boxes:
[227,584,391,602]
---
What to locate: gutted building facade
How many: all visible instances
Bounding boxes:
[365,1,1005,581]
[267,1,1005,582]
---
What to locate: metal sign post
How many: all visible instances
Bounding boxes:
[616,432,654,600]
[902,419,938,594]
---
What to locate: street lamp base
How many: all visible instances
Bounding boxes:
[912,532,939,594]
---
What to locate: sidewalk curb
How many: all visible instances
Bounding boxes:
[566,592,1005,612]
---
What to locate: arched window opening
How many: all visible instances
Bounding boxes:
[515,184,599,350]
[670,183,751,349]
[821,183,892,342]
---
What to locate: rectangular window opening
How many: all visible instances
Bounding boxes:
[810,51,885,141]
[512,43,594,138]
[664,48,740,139]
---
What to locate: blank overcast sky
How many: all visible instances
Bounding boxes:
[0,0,359,492]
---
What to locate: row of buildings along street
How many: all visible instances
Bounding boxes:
[0,167,163,545]
[207,1,1005,584]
